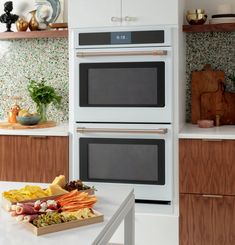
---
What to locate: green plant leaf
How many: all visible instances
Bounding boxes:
[27,78,62,108]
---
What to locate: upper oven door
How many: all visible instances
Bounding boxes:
[74,46,173,123]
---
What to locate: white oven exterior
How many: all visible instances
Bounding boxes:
[70,27,173,124]
[70,123,173,202]
[73,46,173,123]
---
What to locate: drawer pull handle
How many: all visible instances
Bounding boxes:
[30,136,48,139]
[77,127,168,134]
[202,139,223,142]
[202,194,223,198]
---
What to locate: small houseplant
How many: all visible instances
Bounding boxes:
[27,79,62,122]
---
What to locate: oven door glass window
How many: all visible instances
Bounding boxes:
[80,138,165,185]
[80,62,165,107]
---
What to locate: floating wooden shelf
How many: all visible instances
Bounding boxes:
[0,29,68,40]
[183,23,235,33]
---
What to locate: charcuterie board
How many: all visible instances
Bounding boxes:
[0,121,56,129]
[1,176,101,236]
[23,210,103,236]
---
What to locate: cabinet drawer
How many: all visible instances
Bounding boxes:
[180,194,235,245]
[180,139,235,195]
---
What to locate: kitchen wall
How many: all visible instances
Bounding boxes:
[185,31,235,122]
[0,0,69,122]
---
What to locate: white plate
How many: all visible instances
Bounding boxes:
[210,17,235,24]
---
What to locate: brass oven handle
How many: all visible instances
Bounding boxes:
[76,50,168,57]
[77,127,168,134]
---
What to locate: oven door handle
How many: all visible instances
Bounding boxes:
[76,50,168,58]
[77,127,168,134]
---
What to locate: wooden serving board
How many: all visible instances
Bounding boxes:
[23,210,104,236]
[0,121,56,130]
[200,83,235,125]
[191,64,225,123]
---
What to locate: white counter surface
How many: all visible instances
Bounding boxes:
[179,124,235,139]
[0,123,69,136]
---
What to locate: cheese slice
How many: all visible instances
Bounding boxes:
[46,184,68,196]
[51,175,66,188]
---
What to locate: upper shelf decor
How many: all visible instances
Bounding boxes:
[186,9,207,25]
[35,0,63,25]
[183,23,235,33]
[0,29,68,40]
[0,1,19,32]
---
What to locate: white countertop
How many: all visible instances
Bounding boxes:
[179,124,235,139]
[0,181,134,245]
[0,123,69,136]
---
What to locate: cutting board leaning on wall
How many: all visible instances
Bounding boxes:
[191,64,224,123]
[191,64,235,125]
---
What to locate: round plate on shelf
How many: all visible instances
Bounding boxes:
[209,17,235,24]
[35,0,61,24]
[212,14,235,18]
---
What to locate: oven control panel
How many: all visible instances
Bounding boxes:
[78,30,165,46]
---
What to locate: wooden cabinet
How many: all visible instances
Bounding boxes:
[180,139,235,195]
[0,135,69,183]
[68,0,178,29]
[180,139,235,245]
[180,194,235,245]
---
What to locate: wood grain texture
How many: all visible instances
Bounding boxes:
[200,83,235,125]
[180,194,235,245]
[180,194,213,245]
[191,65,225,123]
[0,121,56,129]
[0,30,68,40]
[29,136,69,183]
[0,135,69,183]
[180,139,235,195]
[183,23,235,33]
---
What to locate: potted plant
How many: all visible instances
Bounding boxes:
[27,79,62,122]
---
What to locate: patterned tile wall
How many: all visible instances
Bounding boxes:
[0,38,69,122]
[186,32,235,122]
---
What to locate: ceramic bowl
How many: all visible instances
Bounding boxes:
[16,115,41,125]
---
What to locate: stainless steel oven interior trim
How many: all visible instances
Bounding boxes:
[76,127,168,134]
[76,50,168,58]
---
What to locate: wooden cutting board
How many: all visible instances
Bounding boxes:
[200,83,235,125]
[0,121,56,130]
[191,64,225,123]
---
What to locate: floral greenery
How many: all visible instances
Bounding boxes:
[27,79,62,107]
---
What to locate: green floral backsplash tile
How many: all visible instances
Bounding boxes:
[186,32,235,122]
[0,38,69,122]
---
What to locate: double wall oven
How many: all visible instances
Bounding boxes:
[70,27,174,203]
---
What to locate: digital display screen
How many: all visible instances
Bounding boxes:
[111,32,132,44]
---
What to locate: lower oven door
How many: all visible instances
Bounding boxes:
[73,123,173,202]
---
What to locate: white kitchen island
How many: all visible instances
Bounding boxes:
[0,182,134,245]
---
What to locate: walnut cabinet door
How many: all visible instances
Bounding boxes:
[180,194,235,245]
[180,139,235,195]
[0,135,69,183]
